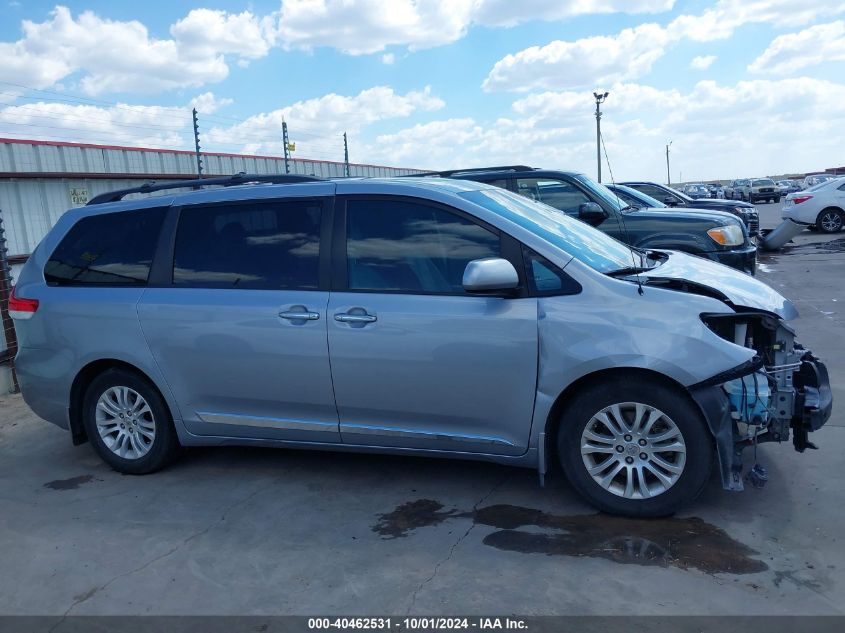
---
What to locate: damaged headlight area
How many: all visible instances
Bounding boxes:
[695,312,833,490]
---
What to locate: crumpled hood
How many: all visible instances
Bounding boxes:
[638,251,798,320]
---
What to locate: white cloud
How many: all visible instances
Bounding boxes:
[366,79,845,180]
[170,9,276,61]
[381,53,396,65]
[0,5,277,95]
[749,21,845,73]
[484,23,672,92]
[189,92,234,114]
[483,0,845,91]
[205,86,445,157]
[690,55,716,70]
[273,0,676,55]
[0,100,188,148]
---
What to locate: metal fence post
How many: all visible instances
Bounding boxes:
[0,206,20,393]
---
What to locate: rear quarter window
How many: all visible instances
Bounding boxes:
[44,207,167,286]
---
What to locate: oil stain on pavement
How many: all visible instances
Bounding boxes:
[373,499,767,575]
[42,474,96,490]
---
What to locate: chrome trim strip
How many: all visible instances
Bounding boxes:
[340,423,514,447]
[197,412,338,432]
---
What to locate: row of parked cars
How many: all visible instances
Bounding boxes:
[10,165,832,519]
[678,175,840,207]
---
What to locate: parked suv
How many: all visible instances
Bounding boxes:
[11,174,831,517]
[622,181,759,234]
[726,179,749,200]
[735,178,779,203]
[428,166,756,274]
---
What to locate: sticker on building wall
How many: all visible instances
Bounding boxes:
[69,188,89,206]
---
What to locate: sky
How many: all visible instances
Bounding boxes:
[1,0,844,182]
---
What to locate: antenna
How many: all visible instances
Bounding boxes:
[600,131,644,296]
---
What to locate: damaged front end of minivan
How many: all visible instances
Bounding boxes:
[689,312,832,490]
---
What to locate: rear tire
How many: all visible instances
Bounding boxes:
[816,208,844,233]
[557,376,713,517]
[82,368,180,474]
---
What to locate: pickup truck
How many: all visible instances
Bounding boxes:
[419,166,758,275]
[735,178,780,203]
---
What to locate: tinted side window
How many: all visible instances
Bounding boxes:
[523,247,581,296]
[346,199,499,294]
[45,207,166,286]
[516,178,590,215]
[173,200,321,289]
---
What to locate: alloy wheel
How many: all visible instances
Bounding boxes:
[95,386,156,459]
[580,402,686,500]
[820,211,843,233]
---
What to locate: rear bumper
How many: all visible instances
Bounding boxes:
[15,346,71,430]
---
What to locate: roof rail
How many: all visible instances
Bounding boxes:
[404,165,536,178]
[86,173,323,205]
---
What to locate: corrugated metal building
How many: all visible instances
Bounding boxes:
[0,137,423,266]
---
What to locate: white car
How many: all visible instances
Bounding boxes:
[782,177,845,233]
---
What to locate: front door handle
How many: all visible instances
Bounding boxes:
[334,313,377,324]
[279,310,320,321]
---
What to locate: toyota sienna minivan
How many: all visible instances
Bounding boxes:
[10,174,832,516]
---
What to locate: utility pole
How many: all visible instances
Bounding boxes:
[666,141,672,186]
[593,92,608,182]
[282,120,291,174]
[191,108,203,178]
[343,132,350,177]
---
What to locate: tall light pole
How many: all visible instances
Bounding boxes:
[666,141,672,186]
[593,91,608,182]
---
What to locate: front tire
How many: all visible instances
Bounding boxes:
[816,208,844,233]
[558,377,713,517]
[82,368,180,474]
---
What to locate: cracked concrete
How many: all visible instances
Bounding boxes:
[0,202,843,615]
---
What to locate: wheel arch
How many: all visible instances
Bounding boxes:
[68,359,171,446]
[541,367,696,468]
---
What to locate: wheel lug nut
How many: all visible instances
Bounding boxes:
[640,453,648,460]
[638,438,647,446]
[615,445,624,453]
[625,456,634,464]
[624,434,632,442]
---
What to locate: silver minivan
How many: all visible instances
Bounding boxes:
[10,176,832,516]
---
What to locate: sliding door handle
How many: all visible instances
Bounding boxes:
[334,313,377,324]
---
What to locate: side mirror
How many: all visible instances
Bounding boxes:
[462,258,519,294]
[577,201,609,225]
[663,196,678,206]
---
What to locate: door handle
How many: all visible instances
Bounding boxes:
[334,313,377,324]
[279,310,320,321]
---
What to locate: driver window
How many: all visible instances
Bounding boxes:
[515,178,590,216]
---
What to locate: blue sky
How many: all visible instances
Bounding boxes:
[1,1,844,180]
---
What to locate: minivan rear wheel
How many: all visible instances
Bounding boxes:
[557,377,713,517]
[82,368,180,474]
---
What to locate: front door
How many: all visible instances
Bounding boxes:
[327,196,538,456]
[139,196,340,443]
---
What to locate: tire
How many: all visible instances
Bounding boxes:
[557,376,713,517]
[816,208,844,233]
[82,368,180,474]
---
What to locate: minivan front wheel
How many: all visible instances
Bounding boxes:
[558,378,713,517]
[82,368,179,474]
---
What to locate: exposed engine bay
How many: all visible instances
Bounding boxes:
[699,311,832,489]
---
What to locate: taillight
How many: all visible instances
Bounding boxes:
[792,195,813,205]
[8,286,39,320]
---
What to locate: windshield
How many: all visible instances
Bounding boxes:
[461,187,643,274]
[572,174,627,212]
[806,178,841,192]
[752,179,774,186]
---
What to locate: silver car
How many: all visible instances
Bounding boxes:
[10,176,832,517]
